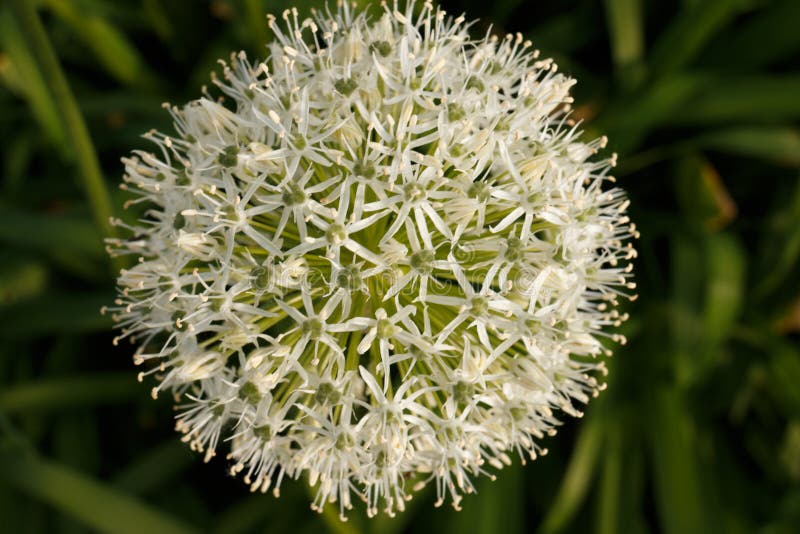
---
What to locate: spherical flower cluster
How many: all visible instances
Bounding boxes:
[107,0,637,519]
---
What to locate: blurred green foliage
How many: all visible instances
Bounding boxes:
[1,0,799,532]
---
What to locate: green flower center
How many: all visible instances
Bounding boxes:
[314,382,341,405]
[282,182,307,206]
[334,78,358,96]
[326,223,347,244]
[302,318,324,339]
[218,145,239,167]
[410,249,435,274]
[335,264,362,290]
[239,381,261,404]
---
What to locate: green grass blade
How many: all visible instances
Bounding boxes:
[112,441,194,496]
[0,206,106,279]
[703,234,745,348]
[596,419,622,534]
[8,0,117,246]
[649,0,749,76]
[695,127,800,167]
[43,0,159,90]
[142,0,174,42]
[755,179,800,298]
[241,0,269,54]
[702,0,800,70]
[0,373,140,413]
[619,127,800,175]
[0,291,113,337]
[603,0,645,88]
[649,389,709,534]
[0,6,68,156]
[600,74,709,153]
[0,258,47,306]
[0,449,199,534]
[667,76,800,125]
[0,207,104,258]
[538,413,604,534]
[448,462,524,534]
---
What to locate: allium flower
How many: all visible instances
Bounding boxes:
[107,0,637,519]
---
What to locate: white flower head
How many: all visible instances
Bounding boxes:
[108,0,637,520]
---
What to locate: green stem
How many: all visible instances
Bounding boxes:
[9,0,118,259]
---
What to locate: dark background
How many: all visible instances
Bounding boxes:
[1,0,799,532]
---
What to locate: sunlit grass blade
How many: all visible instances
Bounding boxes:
[703,234,745,348]
[670,230,718,386]
[0,373,140,413]
[0,258,47,306]
[538,412,604,534]
[603,0,645,88]
[0,449,199,534]
[0,6,68,156]
[7,0,117,246]
[43,0,159,90]
[141,0,173,44]
[240,0,269,55]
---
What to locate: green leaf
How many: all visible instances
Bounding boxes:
[649,0,751,76]
[0,449,199,534]
[43,0,160,90]
[603,0,645,88]
[142,0,174,42]
[528,6,599,55]
[600,74,709,153]
[366,483,430,534]
[702,0,800,70]
[695,127,800,167]
[240,0,269,55]
[0,207,105,280]
[449,462,524,534]
[0,5,69,155]
[213,495,283,534]
[0,258,47,306]
[538,413,604,534]
[0,207,104,258]
[667,76,800,125]
[7,0,118,247]
[769,344,800,417]
[675,155,736,230]
[756,179,800,297]
[0,291,113,337]
[649,389,709,534]
[596,419,622,534]
[703,234,745,348]
[112,441,194,496]
[0,373,140,413]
